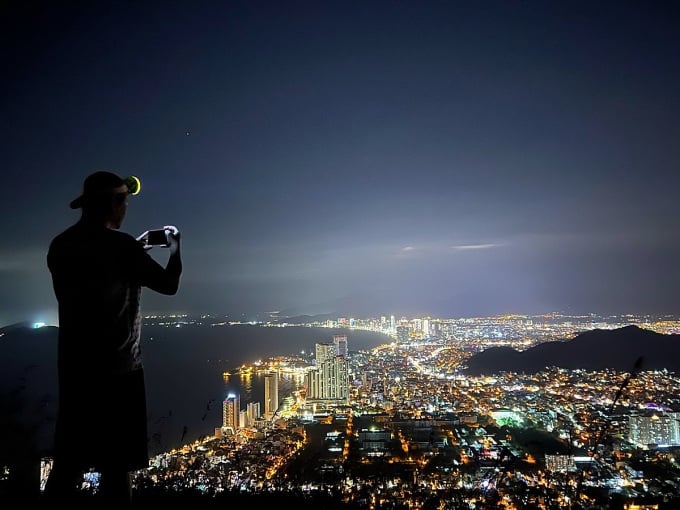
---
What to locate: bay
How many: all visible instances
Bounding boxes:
[140,324,391,455]
[1,323,391,459]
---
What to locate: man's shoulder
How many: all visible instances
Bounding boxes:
[48,224,79,250]
[104,229,146,256]
[49,224,140,252]
[108,228,138,243]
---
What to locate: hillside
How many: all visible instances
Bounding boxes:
[464,325,680,375]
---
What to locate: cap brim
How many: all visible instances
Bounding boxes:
[69,196,84,209]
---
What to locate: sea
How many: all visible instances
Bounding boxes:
[0,322,392,457]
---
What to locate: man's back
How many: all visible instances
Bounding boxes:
[48,220,146,374]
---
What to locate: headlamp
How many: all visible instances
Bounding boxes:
[124,175,141,195]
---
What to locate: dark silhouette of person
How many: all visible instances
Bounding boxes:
[44,171,182,507]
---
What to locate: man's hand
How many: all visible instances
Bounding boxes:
[135,230,154,251]
[164,225,181,254]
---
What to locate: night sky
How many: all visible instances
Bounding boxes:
[3,1,680,326]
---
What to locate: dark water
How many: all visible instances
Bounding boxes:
[1,324,391,457]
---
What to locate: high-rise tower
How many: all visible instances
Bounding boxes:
[333,334,348,356]
[306,340,349,402]
[264,371,279,420]
[222,393,240,434]
[315,342,335,364]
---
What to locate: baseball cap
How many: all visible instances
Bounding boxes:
[69,171,141,209]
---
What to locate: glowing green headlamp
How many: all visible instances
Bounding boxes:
[124,175,141,195]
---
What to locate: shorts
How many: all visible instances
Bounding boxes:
[52,368,149,472]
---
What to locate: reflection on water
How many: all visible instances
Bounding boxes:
[223,370,303,407]
[236,371,254,400]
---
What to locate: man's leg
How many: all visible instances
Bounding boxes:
[98,467,132,508]
[42,459,82,503]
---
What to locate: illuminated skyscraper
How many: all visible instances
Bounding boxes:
[315,342,335,364]
[333,334,348,356]
[246,401,261,427]
[264,371,279,420]
[306,340,349,402]
[222,393,240,434]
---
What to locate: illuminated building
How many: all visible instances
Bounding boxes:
[333,334,348,356]
[222,393,240,434]
[628,411,680,448]
[306,341,349,402]
[246,401,261,427]
[545,454,576,472]
[264,371,278,420]
[396,325,410,344]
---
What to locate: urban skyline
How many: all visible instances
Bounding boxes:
[4,309,680,506]
[116,319,680,506]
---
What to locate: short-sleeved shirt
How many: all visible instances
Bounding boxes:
[48,221,170,375]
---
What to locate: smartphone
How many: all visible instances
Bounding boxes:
[146,229,169,246]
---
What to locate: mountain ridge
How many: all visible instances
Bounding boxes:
[464,325,680,375]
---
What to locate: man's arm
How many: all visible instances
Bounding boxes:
[136,226,182,295]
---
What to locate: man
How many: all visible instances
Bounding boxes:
[45,171,182,506]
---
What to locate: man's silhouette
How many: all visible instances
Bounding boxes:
[45,171,182,506]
